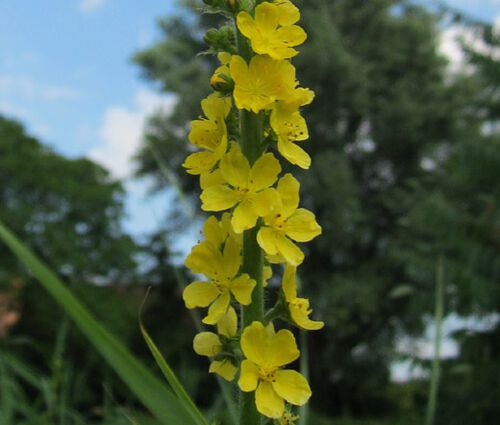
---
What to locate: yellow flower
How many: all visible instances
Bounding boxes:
[271,88,315,169]
[201,142,281,233]
[257,173,321,266]
[193,307,238,381]
[238,321,311,418]
[282,266,324,330]
[183,94,232,175]
[202,213,242,250]
[183,237,256,324]
[230,55,297,113]
[237,2,306,60]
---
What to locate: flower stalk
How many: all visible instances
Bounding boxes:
[181,1,325,424]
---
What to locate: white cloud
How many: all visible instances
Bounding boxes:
[79,0,107,12]
[88,88,177,179]
[439,17,500,72]
[0,75,79,101]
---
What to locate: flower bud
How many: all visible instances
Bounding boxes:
[204,25,236,52]
[210,73,234,95]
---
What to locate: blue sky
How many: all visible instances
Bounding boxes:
[0,0,178,235]
[0,0,499,237]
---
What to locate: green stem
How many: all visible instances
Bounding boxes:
[425,255,445,425]
[239,109,264,425]
[235,6,265,423]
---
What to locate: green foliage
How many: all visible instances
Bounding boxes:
[0,116,137,284]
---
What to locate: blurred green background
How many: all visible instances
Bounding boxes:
[0,0,499,424]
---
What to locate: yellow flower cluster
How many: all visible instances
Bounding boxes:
[182,0,324,422]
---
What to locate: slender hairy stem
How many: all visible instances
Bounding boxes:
[234,8,266,425]
[239,109,265,425]
[425,255,445,425]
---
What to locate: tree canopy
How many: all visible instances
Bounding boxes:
[0,116,137,284]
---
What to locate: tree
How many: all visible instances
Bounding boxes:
[0,116,137,285]
[132,0,497,419]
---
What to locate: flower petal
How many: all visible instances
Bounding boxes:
[285,208,322,242]
[276,25,307,48]
[203,291,230,325]
[290,302,325,331]
[251,188,280,218]
[267,328,300,367]
[201,93,231,121]
[201,185,240,211]
[282,265,297,302]
[222,236,242,278]
[273,369,311,406]
[217,306,238,337]
[237,11,258,39]
[257,227,280,256]
[220,142,250,189]
[240,321,269,365]
[275,0,300,26]
[276,234,304,266]
[183,281,219,309]
[185,241,222,277]
[255,2,280,32]
[203,216,225,248]
[189,119,219,150]
[249,153,281,192]
[263,265,273,287]
[230,274,256,305]
[183,151,217,175]
[238,359,260,392]
[200,169,226,189]
[232,199,259,234]
[255,381,285,419]
[277,174,300,218]
[210,359,237,382]
[277,138,311,169]
[193,332,222,357]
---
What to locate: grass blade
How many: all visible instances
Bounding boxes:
[0,220,197,425]
[139,307,209,425]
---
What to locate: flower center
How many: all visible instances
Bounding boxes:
[212,276,231,294]
[259,365,277,383]
[270,212,287,230]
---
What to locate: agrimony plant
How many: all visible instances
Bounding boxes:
[182,1,324,424]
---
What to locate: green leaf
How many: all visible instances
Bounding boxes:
[139,314,209,425]
[0,221,197,425]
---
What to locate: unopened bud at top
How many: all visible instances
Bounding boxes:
[204,25,236,53]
